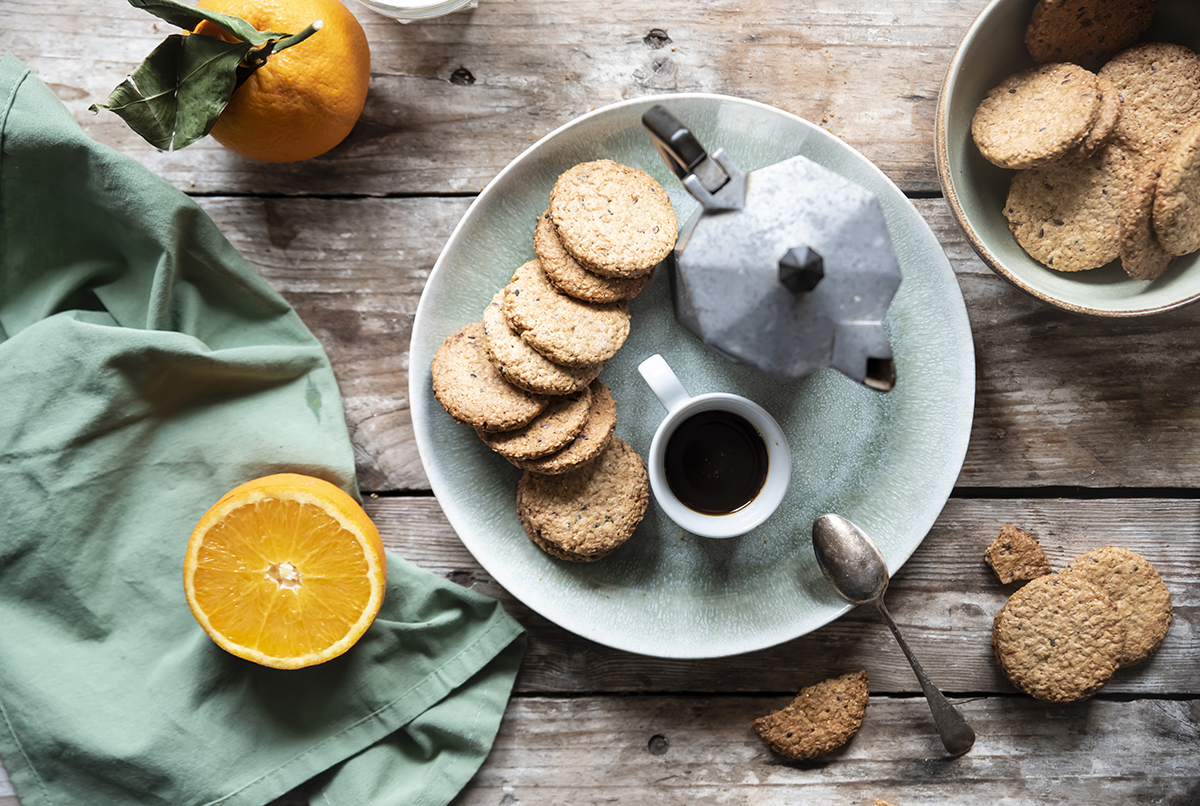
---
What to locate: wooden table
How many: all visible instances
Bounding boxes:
[2,0,1198,803]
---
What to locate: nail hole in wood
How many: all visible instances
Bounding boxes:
[648,734,669,755]
[450,67,476,85]
[644,28,671,49]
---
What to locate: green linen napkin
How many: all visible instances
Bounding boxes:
[0,53,524,806]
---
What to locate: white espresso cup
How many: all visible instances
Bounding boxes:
[638,354,791,538]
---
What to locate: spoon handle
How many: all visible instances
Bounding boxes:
[875,600,976,757]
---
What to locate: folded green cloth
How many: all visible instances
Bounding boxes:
[0,54,524,806]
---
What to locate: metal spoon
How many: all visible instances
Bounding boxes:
[812,513,976,757]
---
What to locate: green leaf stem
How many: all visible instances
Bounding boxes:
[90,0,322,152]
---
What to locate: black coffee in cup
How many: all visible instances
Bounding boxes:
[663,410,769,515]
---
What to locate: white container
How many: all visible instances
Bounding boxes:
[357,0,476,23]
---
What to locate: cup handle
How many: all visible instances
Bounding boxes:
[638,354,691,412]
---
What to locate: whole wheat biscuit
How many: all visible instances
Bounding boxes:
[1152,120,1200,255]
[534,209,654,303]
[431,322,548,432]
[526,527,613,563]
[1099,42,1200,157]
[503,259,631,367]
[548,159,677,278]
[1004,142,1131,271]
[476,385,592,460]
[1080,75,1122,156]
[506,380,617,475]
[516,436,648,560]
[971,63,1100,170]
[1119,156,1175,280]
[1060,546,1172,667]
[753,671,869,761]
[985,524,1053,585]
[991,573,1124,702]
[1025,0,1154,70]
[481,289,602,395]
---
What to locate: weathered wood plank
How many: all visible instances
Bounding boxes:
[364,496,1200,695]
[2,0,982,195]
[191,195,1200,492]
[4,697,1195,806]
[446,696,1200,806]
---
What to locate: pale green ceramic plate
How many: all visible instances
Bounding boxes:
[937,0,1200,316]
[410,94,974,658]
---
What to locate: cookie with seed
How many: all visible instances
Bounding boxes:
[1119,155,1175,280]
[991,573,1124,702]
[753,671,869,761]
[506,380,618,475]
[516,436,648,561]
[1099,42,1200,157]
[481,289,602,395]
[431,322,548,432]
[1025,0,1155,70]
[985,524,1053,585]
[1004,142,1132,271]
[1079,75,1122,156]
[548,159,677,278]
[1152,120,1200,256]
[534,209,654,302]
[972,63,1100,170]
[476,385,592,460]
[1060,546,1172,667]
[503,259,631,367]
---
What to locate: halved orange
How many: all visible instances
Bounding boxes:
[183,473,386,669]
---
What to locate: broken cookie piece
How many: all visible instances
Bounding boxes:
[753,671,869,760]
[985,523,1053,584]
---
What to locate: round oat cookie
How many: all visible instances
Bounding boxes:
[516,436,648,561]
[548,159,677,278]
[481,289,601,395]
[1099,43,1200,156]
[971,63,1100,170]
[1025,0,1154,70]
[476,385,592,460]
[1119,156,1175,280]
[1080,76,1121,157]
[1004,142,1131,271]
[506,380,617,475]
[991,573,1124,703]
[753,671,869,761]
[1060,546,1172,667]
[525,527,612,563]
[502,259,630,367]
[534,209,654,303]
[431,322,548,432]
[1152,120,1200,256]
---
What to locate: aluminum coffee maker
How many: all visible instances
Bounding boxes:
[642,105,903,392]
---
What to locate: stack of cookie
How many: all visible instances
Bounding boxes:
[431,159,677,562]
[986,526,1173,703]
[971,0,1200,280]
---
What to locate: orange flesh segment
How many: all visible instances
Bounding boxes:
[190,498,373,659]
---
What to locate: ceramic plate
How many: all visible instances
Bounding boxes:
[410,94,974,658]
[937,0,1200,316]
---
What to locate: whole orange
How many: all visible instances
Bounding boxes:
[194,0,370,163]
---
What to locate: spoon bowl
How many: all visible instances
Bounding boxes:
[811,513,976,757]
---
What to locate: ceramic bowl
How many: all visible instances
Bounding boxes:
[936,0,1200,316]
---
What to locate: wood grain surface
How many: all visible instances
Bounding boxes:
[2,0,1198,803]
[1,0,976,195]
